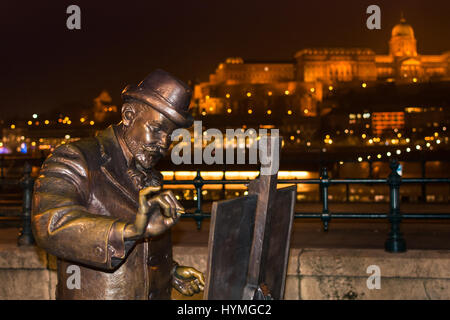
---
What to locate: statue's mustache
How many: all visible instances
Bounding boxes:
[142,144,164,153]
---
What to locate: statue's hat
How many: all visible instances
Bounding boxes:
[121,69,194,128]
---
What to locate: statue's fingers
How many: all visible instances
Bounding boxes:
[155,197,171,217]
[162,194,177,219]
[186,287,194,296]
[190,280,200,293]
[163,216,176,228]
[139,186,161,211]
[191,269,206,286]
[140,186,161,197]
[162,191,185,216]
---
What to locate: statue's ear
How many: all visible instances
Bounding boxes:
[121,103,136,127]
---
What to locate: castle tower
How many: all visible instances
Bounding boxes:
[389,15,417,58]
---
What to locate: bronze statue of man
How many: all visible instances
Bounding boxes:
[32,69,204,299]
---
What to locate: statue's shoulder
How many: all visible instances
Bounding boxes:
[70,136,100,156]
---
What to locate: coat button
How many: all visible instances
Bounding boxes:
[95,246,103,256]
[148,256,161,266]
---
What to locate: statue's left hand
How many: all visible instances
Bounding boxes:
[172,266,205,296]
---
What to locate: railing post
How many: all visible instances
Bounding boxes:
[0,155,4,179]
[320,167,331,231]
[345,183,349,202]
[385,159,406,253]
[18,162,34,246]
[421,160,426,203]
[193,170,204,230]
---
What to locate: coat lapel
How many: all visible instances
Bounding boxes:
[96,126,139,206]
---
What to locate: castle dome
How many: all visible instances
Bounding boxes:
[391,17,415,38]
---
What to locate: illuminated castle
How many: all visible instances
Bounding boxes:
[194,17,450,117]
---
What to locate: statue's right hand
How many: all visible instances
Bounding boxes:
[144,190,185,237]
[124,186,162,240]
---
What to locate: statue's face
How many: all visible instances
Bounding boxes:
[122,103,177,170]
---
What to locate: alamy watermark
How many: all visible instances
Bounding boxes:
[366,265,381,289]
[66,5,81,30]
[66,265,81,289]
[170,121,280,176]
[366,5,381,30]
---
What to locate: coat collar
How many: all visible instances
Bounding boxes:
[96,125,139,206]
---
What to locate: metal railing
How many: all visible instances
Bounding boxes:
[0,162,34,246]
[164,159,450,253]
[1,159,450,252]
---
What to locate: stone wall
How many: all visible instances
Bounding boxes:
[1,242,450,299]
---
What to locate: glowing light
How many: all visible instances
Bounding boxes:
[227,108,232,113]
[361,134,367,139]
[44,120,49,125]
[225,93,230,99]
[304,109,309,114]
[32,114,38,119]
[80,118,85,123]
[290,136,294,141]
[65,135,70,139]
[310,88,315,93]
[396,149,401,155]
[328,86,333,91]
[20,142,27,154]
[358,157,363,162]
[387,152,391,157]
[362,83,367,88]
[426,142,431,147]
[10,124,15,129]
[205,95,210,99]
[436,139,441,144]
[369,139,373,144]
[248,109,253,114]
[287,110,292,115]
[416,145,421,150]
[377,154,382,159]
[267,109,272,115]
[27,121,32,125]
[90,121,95,125]
[406,147,411,152]
[267,91,272,96]
[284,90,289,95]
[306,141,311,147]
[246,92,252,97]
[413,77,418,83]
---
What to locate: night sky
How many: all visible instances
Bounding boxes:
[1,0,449,119]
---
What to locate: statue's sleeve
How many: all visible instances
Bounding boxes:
[32,143,133,271]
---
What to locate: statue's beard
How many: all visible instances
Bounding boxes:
[124,136,163,170]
